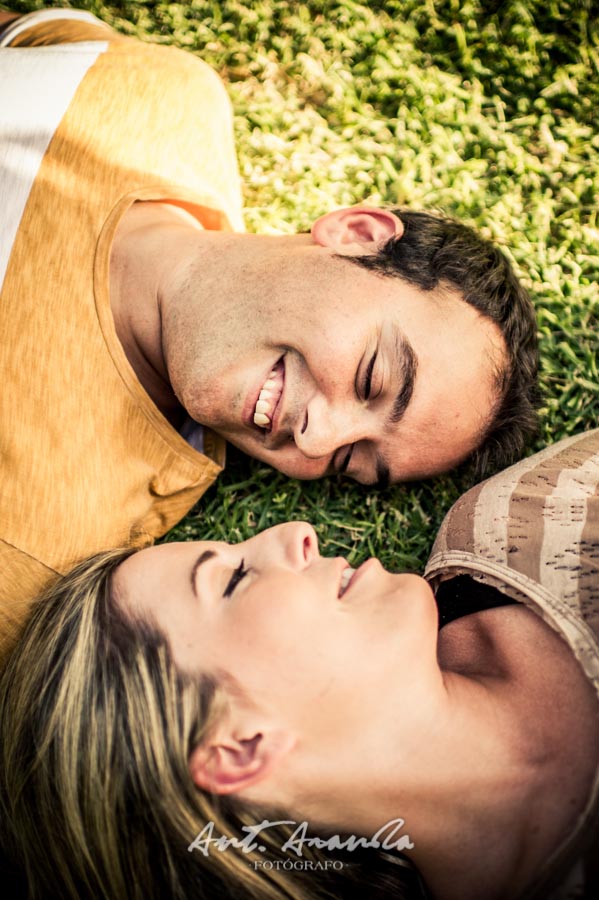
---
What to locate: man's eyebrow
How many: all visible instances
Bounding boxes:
[368,333,418,487]
[190,550,216,597]
[389,332,418,425]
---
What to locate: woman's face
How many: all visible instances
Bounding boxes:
[113,523,440,748]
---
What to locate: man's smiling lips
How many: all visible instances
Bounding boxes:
[244,357,286,437]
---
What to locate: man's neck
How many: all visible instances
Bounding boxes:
[108,201,202,426]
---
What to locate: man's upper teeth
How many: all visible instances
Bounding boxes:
[339,567,355,597]
[254,366,283,429]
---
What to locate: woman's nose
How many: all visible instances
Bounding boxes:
[253,522,319,569]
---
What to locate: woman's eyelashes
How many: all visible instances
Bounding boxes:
[223,559,250,597]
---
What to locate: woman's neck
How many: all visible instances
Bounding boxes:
[331,668,537,899]
[310,606,599,900]
[394,668,544,900]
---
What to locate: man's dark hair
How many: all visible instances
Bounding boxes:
[345,208,540,480]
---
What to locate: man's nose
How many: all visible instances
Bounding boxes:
[293,396,366,460]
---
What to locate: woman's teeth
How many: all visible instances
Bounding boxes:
[339,567,355,597]
[254,363,284,429]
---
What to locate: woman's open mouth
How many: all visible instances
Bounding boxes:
[338,566,355,598]
[253,358,284,432]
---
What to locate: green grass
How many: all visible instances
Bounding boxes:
[4,0,598,570]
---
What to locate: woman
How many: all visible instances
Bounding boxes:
[1,430,598,900]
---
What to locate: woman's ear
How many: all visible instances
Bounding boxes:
[188,723,295,796]
[311,206,403,256]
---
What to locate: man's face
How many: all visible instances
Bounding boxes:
[162,213,505,484]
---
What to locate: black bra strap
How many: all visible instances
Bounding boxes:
[435,575,518,630]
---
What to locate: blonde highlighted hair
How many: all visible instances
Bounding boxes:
[0,549,422,900]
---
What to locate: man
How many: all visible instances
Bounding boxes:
[0,8,538,656]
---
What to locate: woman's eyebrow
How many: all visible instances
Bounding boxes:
[190,550,216,597]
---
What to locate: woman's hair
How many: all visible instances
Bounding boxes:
[0,549,427,900]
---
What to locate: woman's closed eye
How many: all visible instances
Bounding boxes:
[223,560,250,597]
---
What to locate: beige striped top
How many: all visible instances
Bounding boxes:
[425,429,599,899]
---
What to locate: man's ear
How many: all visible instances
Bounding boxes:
[311,206,403,256]
[188,724,295,796]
